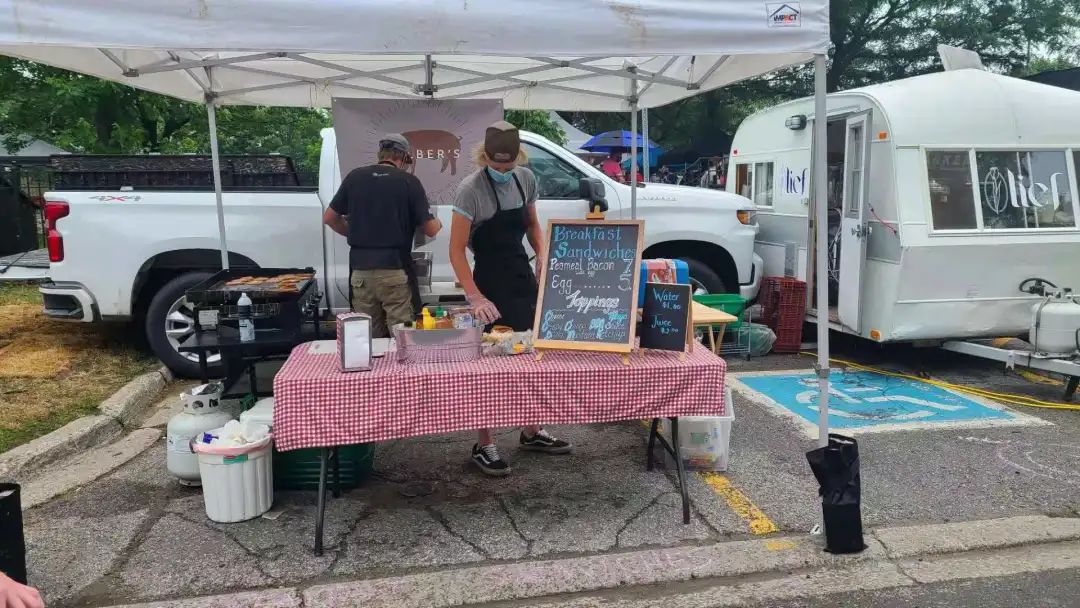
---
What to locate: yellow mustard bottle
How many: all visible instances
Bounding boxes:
[421,307,435,330]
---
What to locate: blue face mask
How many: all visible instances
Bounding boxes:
[486,166,514,184]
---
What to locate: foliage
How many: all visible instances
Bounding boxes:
[571,0,1078,157]
[0,1,1076,168]
[504,110,566,145]
[0,57,330,173]
[826,0,1080,91]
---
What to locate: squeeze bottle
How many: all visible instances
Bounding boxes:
[237,292,255,342]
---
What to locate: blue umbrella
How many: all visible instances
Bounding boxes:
[580,130,661,153]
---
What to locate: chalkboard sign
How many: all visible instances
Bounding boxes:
[533,219,644,353]
[639,282,692,353]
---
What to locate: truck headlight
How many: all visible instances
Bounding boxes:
[737,210,757,225]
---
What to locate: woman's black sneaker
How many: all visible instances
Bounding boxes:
[519,429,573,454]
[471,443,510,476]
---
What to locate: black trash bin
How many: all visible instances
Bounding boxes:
[0,482,27,584]
[806,434,866,554]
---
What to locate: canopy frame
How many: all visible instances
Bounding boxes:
[0,0,833,444]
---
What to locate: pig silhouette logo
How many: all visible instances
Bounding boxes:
[402,129,462,176]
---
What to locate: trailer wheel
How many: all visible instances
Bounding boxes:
[145,271,222,378]
[680,257,728,295]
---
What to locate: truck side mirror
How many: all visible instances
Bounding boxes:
[579,178,608,213]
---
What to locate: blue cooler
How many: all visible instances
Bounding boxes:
[639,259,690,306]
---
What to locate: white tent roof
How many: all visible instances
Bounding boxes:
[0,0,829,111]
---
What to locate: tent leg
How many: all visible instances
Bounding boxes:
[629,76,639,220]
[812,54,830,447]
[206,100,230,270]
[642,108,650,183]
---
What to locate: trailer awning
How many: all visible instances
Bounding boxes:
[0,0,828,111]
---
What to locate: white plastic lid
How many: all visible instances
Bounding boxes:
[239,396,275,427]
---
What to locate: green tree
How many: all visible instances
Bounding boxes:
[504,110,566,145]
[0,57,330,173]
[574,0,1079,152]
[827,0,1080,91]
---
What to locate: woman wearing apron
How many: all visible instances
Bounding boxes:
[449,121,573,476]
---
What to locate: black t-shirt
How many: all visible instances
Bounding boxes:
[329,162,433,270]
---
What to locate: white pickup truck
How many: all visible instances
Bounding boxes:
[1,129,762,377]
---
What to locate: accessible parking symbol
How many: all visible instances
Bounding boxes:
[733,370,1046,435]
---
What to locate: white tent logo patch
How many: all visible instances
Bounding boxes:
[767,3,802,27]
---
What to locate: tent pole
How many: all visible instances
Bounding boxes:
[206,98,230,270]
[641,108,650,182]
[812,53,830,447]
[630,76,639,219]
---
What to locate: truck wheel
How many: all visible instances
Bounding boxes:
[679,258,728,295]
[145,272,222,378]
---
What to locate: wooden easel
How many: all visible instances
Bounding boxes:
[532,210,643,367]
[536,342,632,366]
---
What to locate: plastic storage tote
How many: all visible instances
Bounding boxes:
[194,433,273,523]
[662,385,735,472]
[240,397,375,490]
[692,294,747,331]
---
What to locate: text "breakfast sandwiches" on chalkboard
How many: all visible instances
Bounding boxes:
[534,219,644,353]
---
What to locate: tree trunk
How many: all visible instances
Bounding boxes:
[93,104,116,152]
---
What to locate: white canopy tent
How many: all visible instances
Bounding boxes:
[0,0,834,445]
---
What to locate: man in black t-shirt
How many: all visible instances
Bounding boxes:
[323,134,442,337]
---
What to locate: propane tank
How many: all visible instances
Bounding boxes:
[1029,288,1080,356]
[166,382,233,486]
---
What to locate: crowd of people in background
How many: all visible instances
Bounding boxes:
[591,152,727,189]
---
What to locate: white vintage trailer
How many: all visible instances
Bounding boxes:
[729,68,1080,343]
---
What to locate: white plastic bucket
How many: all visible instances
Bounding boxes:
[194,434,273,523]
[663,385,735,472]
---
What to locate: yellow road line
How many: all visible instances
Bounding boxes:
[639,420,779,535]
[700,472,780,535]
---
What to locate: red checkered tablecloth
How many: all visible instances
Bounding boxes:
[272,344,726,451]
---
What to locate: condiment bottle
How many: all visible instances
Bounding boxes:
[435,309,453,329]
[421,307,436,330]
[237,292,255,342]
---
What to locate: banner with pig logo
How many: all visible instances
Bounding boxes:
[332,99,503,206]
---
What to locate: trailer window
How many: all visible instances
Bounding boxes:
[753,162,774,207]
[735,163,752,198]
[976,150,1075,229]
[926,151,978,229]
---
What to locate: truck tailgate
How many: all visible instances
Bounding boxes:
[0,248,50,282]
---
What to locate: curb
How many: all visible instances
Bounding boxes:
[91,515,1080,608]
[299,514,1080,608]
[0,364,171,482]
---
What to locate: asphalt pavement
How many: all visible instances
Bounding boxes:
[18,334,1080,606]
[753,568,1080,608]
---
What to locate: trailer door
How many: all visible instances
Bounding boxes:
[838,111,872,332]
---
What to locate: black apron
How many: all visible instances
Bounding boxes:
[470,171,537,331]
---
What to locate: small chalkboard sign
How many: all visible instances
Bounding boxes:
[640,282,693,353]
[533,219,644,354]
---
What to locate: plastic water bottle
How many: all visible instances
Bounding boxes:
[237,292,255,342]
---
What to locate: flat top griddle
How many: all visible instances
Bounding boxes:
[186,267,317,306]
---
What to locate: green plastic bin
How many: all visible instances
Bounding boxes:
[692,294,747,331]
[273,443,374,491]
